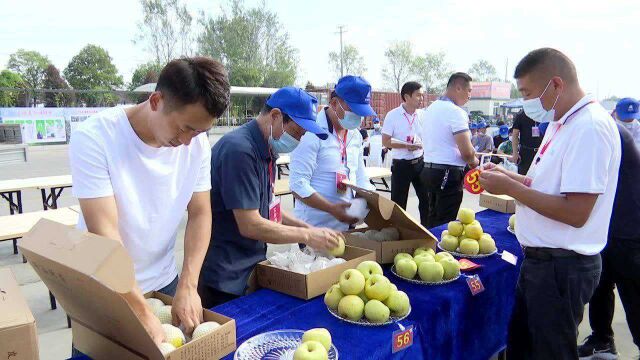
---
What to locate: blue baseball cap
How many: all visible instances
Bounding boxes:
[372,117,380,124]
[615,98,640,121]
[478,121,488,129]
[334,75,376,117]
[266,87,328,140]
[469,123,477,130]
[499,125,509,138]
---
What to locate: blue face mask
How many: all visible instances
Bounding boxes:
[269,119,299,154]
[336,101,362,130]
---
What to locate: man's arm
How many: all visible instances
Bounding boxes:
[454,131,479,168]
[382,134,421,151]
[282,211,310,228]
[511,129,521,163]
[172,191,211,334]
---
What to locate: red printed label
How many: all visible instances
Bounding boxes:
[269,198,281,223]
[463,169,484,194]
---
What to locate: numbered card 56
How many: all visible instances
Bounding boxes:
[392,325,414,353]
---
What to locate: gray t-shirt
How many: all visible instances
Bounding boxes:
[472,133,494,152]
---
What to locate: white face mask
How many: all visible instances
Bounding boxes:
[522,80,560,123]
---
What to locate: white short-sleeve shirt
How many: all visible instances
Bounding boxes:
[382,105,424,160]
[516,95,622,255]
[421,99,470,167]
[69,107,211,292]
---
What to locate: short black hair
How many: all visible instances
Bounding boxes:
[260,104,292,123]
[330,90,338,99]
[446,72,472,88]
[513,48,578,84]
[496,120,505,126]
[508,127,514,134]
[400,81,422,102]
[156,57,230,118]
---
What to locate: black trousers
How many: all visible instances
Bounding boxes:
[391,158,429,226]
[588,236,640,350]
[517,147,537,175]
[507,250,601,360]
[420,166,464,229]
[198,282,240,309]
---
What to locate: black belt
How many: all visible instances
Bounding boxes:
[424,162,465,171]
[393,157,422,165]
[523,246,582,260]
[519,144,539,152]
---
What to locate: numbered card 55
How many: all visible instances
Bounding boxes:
[464,169,484,194]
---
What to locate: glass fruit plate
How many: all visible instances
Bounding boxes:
[391,265,460,285]
[326,304,411,326]
[506,226,515,235]
[234,329,339,360]
[437,242,497,258]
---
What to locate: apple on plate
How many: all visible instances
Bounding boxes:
[418,261,444,282]
[459,238,480,255]
[440,234,459,252]
[457,208,476,225]
[364,274,392,301]
[338,295,365,321]
[293,340,328,360]
[440,258,461,280]
[395,258,417,279]
[434,251,454,262]
[364,299,391,323]
[356,260,383,280]
[302,328,332,352]
[394,253,413,266]
[324,284,344,310]
[339,269,365,295]
[384,290,410,317]
[464,223,483,240]
[448,221,464,237]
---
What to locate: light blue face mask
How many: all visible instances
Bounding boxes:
[336,101,362,130]
[269,118,299,154]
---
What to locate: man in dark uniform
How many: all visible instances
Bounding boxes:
[511,110,543,174]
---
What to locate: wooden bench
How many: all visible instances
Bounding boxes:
[365,167,392,192]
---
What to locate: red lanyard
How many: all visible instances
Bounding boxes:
[537,101,595,162]
[334,130,348,164]
[403,112,417,129]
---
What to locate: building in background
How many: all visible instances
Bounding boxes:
[463,82,512,121]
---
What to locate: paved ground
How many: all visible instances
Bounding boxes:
[0,142,637,359]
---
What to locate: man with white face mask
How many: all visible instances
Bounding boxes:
[290,76,376,231]
[479,48,621,359]
[614,97,640,148]
[199,87,340,307]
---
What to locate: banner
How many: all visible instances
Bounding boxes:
[0,108,66,143]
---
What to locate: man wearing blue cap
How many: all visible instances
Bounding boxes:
[494,124,510,149]
[472,121,494,153]
[290,76,376,231]
[199,87,340,307]
[613,97,640,148]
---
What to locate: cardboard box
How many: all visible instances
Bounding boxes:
[343,184,437,264]
[18,219,236,360]
[0,268,38,360]
[257,246,375,300]
[480,193,516,213]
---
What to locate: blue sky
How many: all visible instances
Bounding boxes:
[0,0,637,98]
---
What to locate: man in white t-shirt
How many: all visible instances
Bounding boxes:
[479,48,621,359]
[382,81,429,225]
[69,57,230,350]
[420,72,478,228]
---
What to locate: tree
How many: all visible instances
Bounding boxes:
[134,0,194,64]
[0,70,25,107]
[468,60,500,82]
[328,45,367,78]
[64,44,124,106]
[7,49,50,106]
[382,41,415,93]
[412,52,450,94]
[197,0,298,88]
[43,65,74,107]
[129,62,164,91]
[510,83,521,99]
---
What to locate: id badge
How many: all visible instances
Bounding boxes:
[336,171,348,193]
[406,135,415,144]
[269,197,281,223]
[532,126,540,137]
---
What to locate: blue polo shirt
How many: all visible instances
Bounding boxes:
[201,120,275,296]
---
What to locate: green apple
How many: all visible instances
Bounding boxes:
[395,258,417,279]
[364,274,392,301]
[302,328,332,352]
[440,234,459,252]
[457,207,476,225]
[324,284,344,310]
[413,247,433,257]
[364,299,391,323]
[338,295,364,321]
[441,229,449,239]
[459,238,480,255]
[293,340,328,360]
[394,253,413,266]
[390,283,398,292]
[440,258,461,280]
[464,223,483,240]
[509,214,516,230]
[478,236,496,254]
[448,221,464,237]
[413,253,435,268]
[418,261,444,282]
[339,269,365,295]
[434,251,453,262]
[384,290,410,317]
[470,220,481,226]
[329,235,345,257]
[356,260,383,280]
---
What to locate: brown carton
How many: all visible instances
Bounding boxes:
[257,246,375,300]
[18,219,236,360]
[479,193,516,213]
[0,268,38,360]
[343,184,437,263]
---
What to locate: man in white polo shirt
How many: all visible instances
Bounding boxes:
[382,81,429,225]
[420,72,478,228]
[69,57,230,349]
[479,48,621,359]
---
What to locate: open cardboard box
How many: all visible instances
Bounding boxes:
[479,193,516,213]
[18,219,236,360]
[0,268,38,360]
[257,245,375,300]
[343,183,437,264]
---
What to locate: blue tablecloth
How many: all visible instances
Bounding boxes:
[68,210,522,360]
